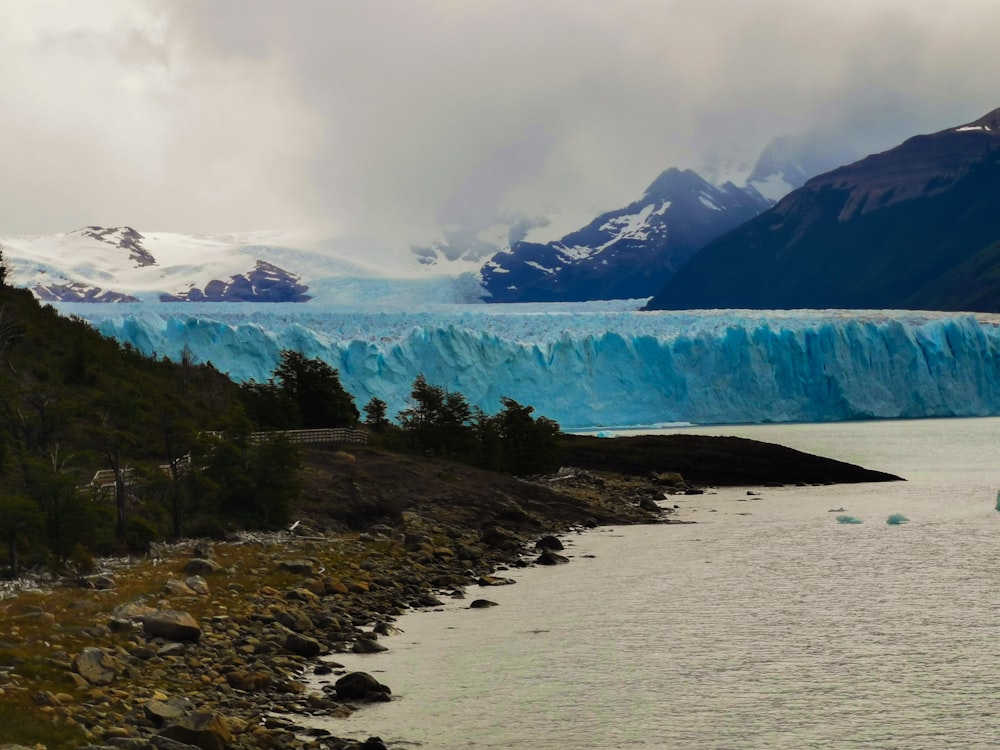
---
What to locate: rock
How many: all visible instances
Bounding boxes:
[226,669,272,691]
[351,637,388,654]
[277,559,317,576]
[143,610,202,642]
[536,550,570,565]
[73,646,123,686]
[183,558,223,575]
[372,621,403,636]
[415,593,443,607]
[157,712,233,750]
[477,575,516,586]
[334,672,391,702]
[535,535,564,551]
[90,575,116,590]
[358,738,389,750]
[480,525,521,550]
[192,541,214,559]
[651,471,685,486]
[638,496,661,513]
[185,576,210,595]
[144,695,196,727]
[272,608,313,633]
[285,632,323,658]
[164,579,197,597]
[469,599,498,609]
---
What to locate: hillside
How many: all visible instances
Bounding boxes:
[646,107,1000,312]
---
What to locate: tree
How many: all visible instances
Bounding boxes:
[0,494,42,574]
[491,397,561,475]
[239,380,301,430]
[272,350,358,428]
[398,375,475,458]
[362,397,390,431]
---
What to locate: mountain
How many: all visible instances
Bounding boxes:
[646,107,1000,312]
[479,168,773,303]
[0,226,315,303]
[745,133,861,202]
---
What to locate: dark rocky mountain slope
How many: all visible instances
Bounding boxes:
[646,107,1000,312]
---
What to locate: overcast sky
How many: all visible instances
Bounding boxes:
[2,0,999,249]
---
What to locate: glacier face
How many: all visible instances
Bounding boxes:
[55,302,1000,430]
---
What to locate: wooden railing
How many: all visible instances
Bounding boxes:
[246,428,369,447]
[83,428,368,492]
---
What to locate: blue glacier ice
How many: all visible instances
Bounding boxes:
[886,513,910,525]
[836,515,863,524]
[54,302,1000,430]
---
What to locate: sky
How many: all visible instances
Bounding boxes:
[2,0,999,253]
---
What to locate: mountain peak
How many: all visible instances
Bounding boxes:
[643,168,711,199]
[958,106,1000,133]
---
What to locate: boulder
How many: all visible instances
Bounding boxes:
[477,575,516,586]
[536,550,570,565]
[157,712,233,750]
[164,579,196,597]
[144,695,196,727]
[651,471,685,486]
[415,593,443,607]
[535,535,564,551]
[277,559,317,576]
[469,599,498,609]
[334,671,391,702]
[73,647,123,686]
[144,610,202,642]
[185,575,210,595]
[351,637,388,654]
[285,632,323,658]
[638,496,661,513]
[184,558,223,575]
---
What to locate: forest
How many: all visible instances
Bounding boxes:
[0,260,562,576]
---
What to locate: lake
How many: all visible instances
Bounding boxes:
[305,417,1000,749]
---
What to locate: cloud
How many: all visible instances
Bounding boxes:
[2,0,999,250]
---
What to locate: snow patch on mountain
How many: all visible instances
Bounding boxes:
[0,226,485,305]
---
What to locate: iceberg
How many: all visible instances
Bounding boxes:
[54,302,1000,430]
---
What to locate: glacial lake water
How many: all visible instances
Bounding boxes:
[306,417,1000,749]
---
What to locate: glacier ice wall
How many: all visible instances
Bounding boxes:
[55,302,1000,429]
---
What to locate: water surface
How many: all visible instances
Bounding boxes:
[307,417,1000,749]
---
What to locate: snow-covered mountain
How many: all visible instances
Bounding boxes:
[479,168,773,303]
[0,226,485,305]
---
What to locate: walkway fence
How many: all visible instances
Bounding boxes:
[83,427,368,493]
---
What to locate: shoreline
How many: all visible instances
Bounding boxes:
[0,464,674,750]
[0,436,900,749]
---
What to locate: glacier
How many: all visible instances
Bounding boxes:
[54,302,1000,430]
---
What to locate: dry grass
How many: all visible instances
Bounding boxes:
[0,530,399,748]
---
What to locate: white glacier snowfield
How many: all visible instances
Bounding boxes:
[54,301,1000,430]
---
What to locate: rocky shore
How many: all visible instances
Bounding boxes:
[0,451,684,750]
[0,440,899,750]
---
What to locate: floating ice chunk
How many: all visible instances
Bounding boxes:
[886,513,909,525]
[836,515,863,524]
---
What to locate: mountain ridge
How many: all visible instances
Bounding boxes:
[479,167,773,302]
[646,107,1000,312]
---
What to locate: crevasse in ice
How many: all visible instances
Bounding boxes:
[56,302,1000,430]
